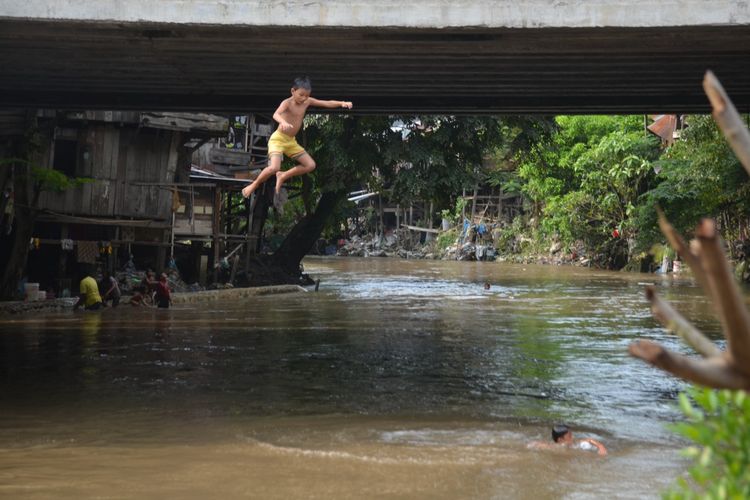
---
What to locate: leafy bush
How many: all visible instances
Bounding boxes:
[515,115,659,267]
[440,197,467,226]
[435,227,459,252]
[494,216,525,253]
[0,159,93,192]
[666,386,750,499]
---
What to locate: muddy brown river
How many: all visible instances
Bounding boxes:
[0,257,721,498]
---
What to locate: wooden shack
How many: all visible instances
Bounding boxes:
[27,110,228,292]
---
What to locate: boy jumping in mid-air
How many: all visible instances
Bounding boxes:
[241,76,353,199]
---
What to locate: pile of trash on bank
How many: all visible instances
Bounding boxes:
[334,220,500,262]
[440,220,498,261]
[336,230,438,260]
[332,219,591,265]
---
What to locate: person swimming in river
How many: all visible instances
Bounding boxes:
[241,76,353,199]
[527,424,607,456]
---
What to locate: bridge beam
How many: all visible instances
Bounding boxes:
[3,1,749,29]
[2,1,750,114]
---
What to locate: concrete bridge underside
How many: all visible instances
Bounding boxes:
[3,1,750,114]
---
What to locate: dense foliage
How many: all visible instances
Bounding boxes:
[265,115,397,243]
[666,386,750,499]
[501,114,750,267]
[266,115,548,238]
[300,115,522,204]
[268,113,750,270]
[384,116,501,208]
[515,115,661,262]
[635,116,750,251]
[0,132,93,300]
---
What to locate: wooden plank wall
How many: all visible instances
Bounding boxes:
[174,216,213,236]
[38,125,177,220]
[120,128,174,219]
[35,127,63,210]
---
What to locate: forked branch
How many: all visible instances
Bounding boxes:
[629,340,748,390]
[695,219,750,372]
[644,286,720,358]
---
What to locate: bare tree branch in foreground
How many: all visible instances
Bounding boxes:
[704,70,750,178]
[629,72,750,389]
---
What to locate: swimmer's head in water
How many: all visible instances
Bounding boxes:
[552,424,571,443]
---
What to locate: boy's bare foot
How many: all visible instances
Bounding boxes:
[241,183,256,198]
[275,171,286,194]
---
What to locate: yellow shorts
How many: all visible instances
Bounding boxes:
[268,130,307,159]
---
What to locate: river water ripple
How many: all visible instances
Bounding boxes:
[0,258,721,498]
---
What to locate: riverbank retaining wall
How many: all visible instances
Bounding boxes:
[0,285,307,315]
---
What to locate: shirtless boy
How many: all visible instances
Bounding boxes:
[527,424,608,456]
[241,76,353,198]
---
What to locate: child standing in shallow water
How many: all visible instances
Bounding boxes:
[241,76,352,199]
[154,273,172,309]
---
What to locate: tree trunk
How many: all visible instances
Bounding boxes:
[248,181,274,254]
[0,159,38,300]
[272,189,346,273]
[0,211,36,300]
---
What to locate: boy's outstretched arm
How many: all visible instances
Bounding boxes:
[308,97,353,109]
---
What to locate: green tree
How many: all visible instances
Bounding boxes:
[271,115,398,272]
[270,115,540,274]
[635,115,750,251]
[516,115,660,266]
[482,116,558,210]
[385,116,505,209]
[0,128,91,299]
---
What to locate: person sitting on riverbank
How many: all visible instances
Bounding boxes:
[129,271,157,306]
[143,270,157,294]
[154,273,172,309]
[527,424,607,456]
[73,268,103,311]
[129,291,147,307]
[100,270,121,307]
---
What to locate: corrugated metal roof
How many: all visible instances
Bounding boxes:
[647,115,678,145]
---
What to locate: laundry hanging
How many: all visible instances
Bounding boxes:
[76,240,99,264]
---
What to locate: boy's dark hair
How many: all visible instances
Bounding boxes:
[292,76,312,91]
[552,424,570,442]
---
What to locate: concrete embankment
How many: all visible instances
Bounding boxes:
[170,285,306,304]
[0,285,307,315]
